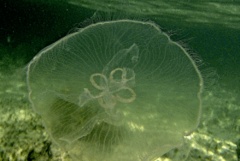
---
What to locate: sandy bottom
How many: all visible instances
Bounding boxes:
[0,68,239,161]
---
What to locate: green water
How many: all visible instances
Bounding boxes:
[0,0,239,161]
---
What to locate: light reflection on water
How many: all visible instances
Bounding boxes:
[68,0,240,30]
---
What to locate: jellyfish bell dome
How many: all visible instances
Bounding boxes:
[27,18,203,161]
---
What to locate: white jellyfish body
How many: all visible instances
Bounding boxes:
[27,19,203,161]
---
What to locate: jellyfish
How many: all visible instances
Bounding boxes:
[79,44,138,111]
[27,19,203,161]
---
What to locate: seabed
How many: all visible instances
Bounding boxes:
[0,64,238,160]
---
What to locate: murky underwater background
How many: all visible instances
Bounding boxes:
[0,0,239,160]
